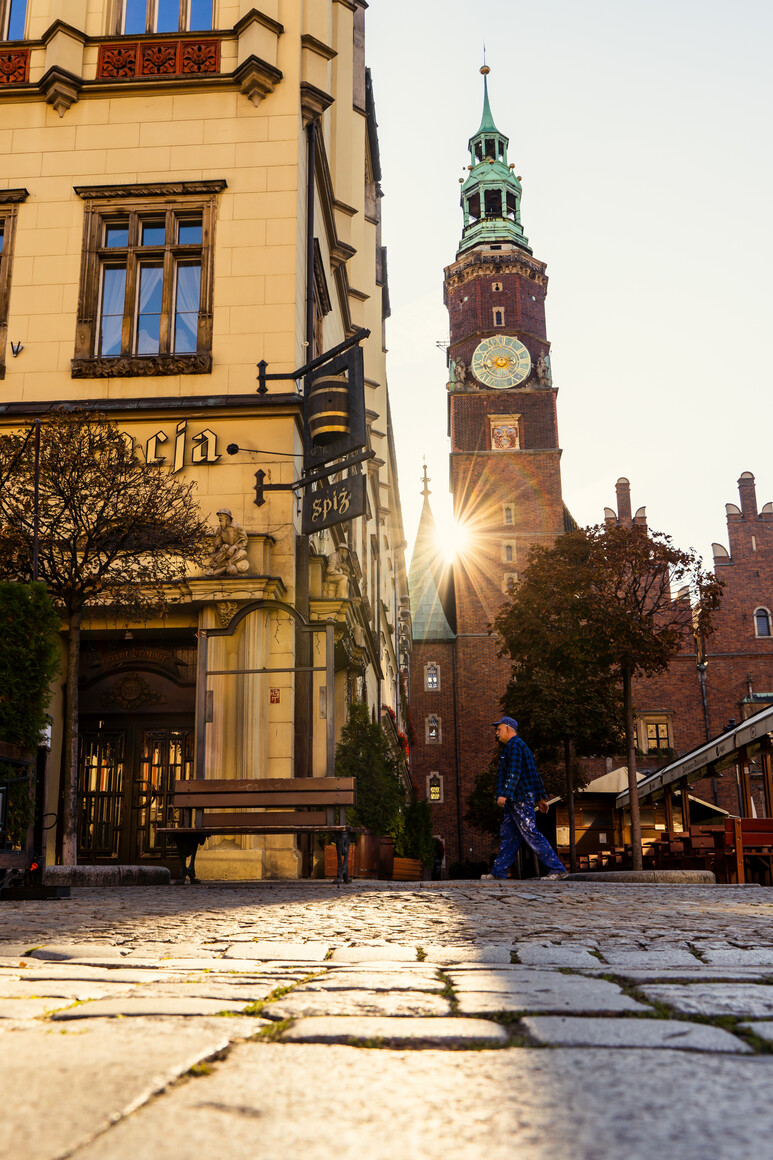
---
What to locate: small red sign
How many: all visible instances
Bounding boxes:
[270,688,281,704]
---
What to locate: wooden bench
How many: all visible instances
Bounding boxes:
[718,818,773,884]
[157,777,359,884]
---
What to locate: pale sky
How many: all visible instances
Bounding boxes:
[366,0,773,572]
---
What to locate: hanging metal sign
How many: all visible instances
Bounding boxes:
[302,474,367,534]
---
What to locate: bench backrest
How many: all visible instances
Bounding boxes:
[171,777,356,829]
[724,818,773,836]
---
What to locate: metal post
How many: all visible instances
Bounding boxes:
[326,621,335,777]
[761,739,773,819]
[680,777,691,830]
[194,630,209,780]
[738,745,753,818]
[664,788,674,833]
[32,419,41,581]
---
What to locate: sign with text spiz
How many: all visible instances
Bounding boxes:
[302,475,367,534]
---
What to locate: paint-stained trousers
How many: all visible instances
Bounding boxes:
[492,796,566,878]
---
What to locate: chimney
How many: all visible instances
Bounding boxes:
[615,477,632,525]
[738,472,758,519]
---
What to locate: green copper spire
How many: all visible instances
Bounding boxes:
[476,68,498,135]
[458,66,531,255]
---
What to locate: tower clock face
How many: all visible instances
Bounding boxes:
[471,335,532,389]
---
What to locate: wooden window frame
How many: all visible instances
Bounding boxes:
[72,181,223,378]
[427,772,444,804]
[0,189,27,381]
[112,0,214,34]
[426,715,441,745]
[0,0,26,41]
[424,662,440,692]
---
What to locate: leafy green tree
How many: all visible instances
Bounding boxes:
[0,583,61,846]
[394,796,435,866]
[494,525,722,870]
[0,412,209,864]
[336,700,403,837]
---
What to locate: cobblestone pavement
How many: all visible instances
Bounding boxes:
[3,880,773,1160]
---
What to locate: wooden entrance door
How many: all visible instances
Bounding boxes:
[78,717,193,866]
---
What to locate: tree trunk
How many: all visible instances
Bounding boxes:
[623,662,642,870]
[60,611,81,865]
[564,737,577,874]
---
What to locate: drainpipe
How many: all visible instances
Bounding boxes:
[306,119,316,351]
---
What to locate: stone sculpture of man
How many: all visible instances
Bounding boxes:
[207,509,250,576]
[324,548,349,598]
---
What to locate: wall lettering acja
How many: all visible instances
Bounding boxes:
[139,420,221,472]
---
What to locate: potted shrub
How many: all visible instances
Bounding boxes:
[322,701,403,878]
[392,796,435,881]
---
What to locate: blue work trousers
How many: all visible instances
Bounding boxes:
[492,797,566,878]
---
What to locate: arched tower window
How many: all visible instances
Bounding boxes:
[754,607,772,637]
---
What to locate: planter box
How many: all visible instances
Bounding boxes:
[392,855,422,881]
[323,843,357,878]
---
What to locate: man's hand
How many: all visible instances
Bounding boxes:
[537,798,549,814]
[496,796,506,808]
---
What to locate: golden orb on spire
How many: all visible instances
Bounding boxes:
[480,65,490,75]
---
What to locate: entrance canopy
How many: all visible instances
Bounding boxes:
[616,702,773,811]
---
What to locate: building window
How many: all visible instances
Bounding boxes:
[755,608,772,637]
[116,0,213,34]
[427,773,444,803]
[1,0,26,39]
[73,182,224,377]
[424,663,440,691]
[493,308,504,327]
[503,572,518,592]
[0,191,26,381]
[636,715,673,755]
[491,281,502,293]
[503,542,516,563]
[503,504,514,525]
[426,715,441,744]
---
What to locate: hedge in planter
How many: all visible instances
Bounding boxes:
[335,701,403,837]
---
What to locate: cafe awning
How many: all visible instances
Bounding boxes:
[616,701,773,810]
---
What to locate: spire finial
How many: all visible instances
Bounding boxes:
[421,462,431,499]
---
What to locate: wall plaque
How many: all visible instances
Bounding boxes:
[302,475,366,534]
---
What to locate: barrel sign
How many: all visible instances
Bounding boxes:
[307,372,349,444]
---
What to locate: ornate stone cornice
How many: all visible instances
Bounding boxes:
[40,65,83,117]
[73,180,227,200]
[40,20,87,46]
[444,247,548,292]
[234,8,285,38]
[71,352,212,378]
[233,54,282,107]
[0,188,29,204]
[300,80,334,126]
[301,34,337,60]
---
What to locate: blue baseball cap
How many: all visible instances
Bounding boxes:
[492,716,518,730]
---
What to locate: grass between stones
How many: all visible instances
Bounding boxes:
[219,968,328,1018]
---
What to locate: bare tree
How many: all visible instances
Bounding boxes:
[0,412,209,864]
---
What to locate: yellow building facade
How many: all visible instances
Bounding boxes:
[0,0,409,877]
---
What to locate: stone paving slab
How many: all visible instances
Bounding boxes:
[450,974,647,1015]
[262,990,452,1019]
[29,944,127,960]
[66,1043,773,1160]
[515,944,600,967]
[598,950,701,968]
[702,947,773,967]
[739,1021,773,1042]
[51,996,257,1019]
[422,944,513,964]
[281,1016,509,1045]
[640,983,773,1019]
[583,967,773,982]
[4,964,192,983]
[0,1016,260,1159]
[299,971,443,992]
[521,1015,751,1052]
[329,945,419,962]
[0,997,73,1018]
[223,942,329,961]
[0,979,139,1001]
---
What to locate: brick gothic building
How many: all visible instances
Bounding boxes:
[409,69,571,868]
[608,473,773,818]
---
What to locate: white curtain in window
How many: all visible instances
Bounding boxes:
[174,263,200,352]
[99,266,127,357]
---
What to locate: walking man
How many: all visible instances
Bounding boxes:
[483,716,567,881]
